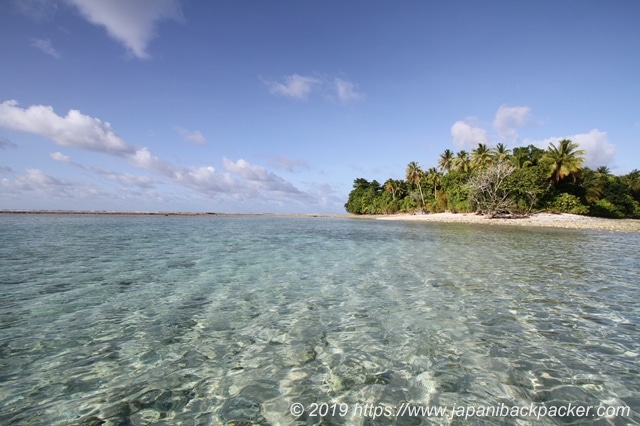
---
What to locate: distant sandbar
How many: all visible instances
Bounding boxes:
[376,212,640,232]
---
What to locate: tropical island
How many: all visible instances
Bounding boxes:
[345,140,640,223]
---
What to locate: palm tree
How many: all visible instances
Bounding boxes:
[406,161,426,212]
[595,166,611,175]
[438,149,454,173]
[384,179,404,200]
[426,167,442,204]
[454,150,471,173]
[512,151,532,169]
[491,143,511,163]
[471,143,492,170]
[542,139,585,184]
[622,169,640,202]
[581,168,605,203]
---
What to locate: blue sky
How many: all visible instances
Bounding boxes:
[1,0,639,213]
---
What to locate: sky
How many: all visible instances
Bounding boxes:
[1,0,639,213]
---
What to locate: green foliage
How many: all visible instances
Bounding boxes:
[345,140,637,218]
[548,193,589,215]
[621,169,640,203]
[542,139,585,184]
[601,177,640,217]
[344,178,382,214]
[441,171,471,212]
[512,145,545,168]
[504,164,549,213]
[589,199,624,219]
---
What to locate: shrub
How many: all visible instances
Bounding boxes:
[589,199,624,219]
[550,193,589,215]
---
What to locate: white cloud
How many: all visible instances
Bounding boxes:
[65,0,183,59]
[493,105,535,142]
[264,74,364,103]
[30,38,61,58]
[335,78,364,102]
[107,173,156,189]
[531,129,615,169]
[450,119,489,149]
[268,156,310,172]
[0,100,315,208]
[3,168,69,196]
[0,100,134,155]
[0,168,117,202]
[223,157,310,199]
[175,126,206,144]
[50,151,71,163]
[264,74,321,100]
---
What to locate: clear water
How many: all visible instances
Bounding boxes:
[1,214,639,425]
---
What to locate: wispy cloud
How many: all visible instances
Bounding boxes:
[264,74,364,103]
[334,78,364,103]
[30,38,61,58]
[268,156,310,172]
[263,74,321,100]
[50,151,72,163]
[13,0,59,21]
[65,0,183,59]
[175,126,206,144]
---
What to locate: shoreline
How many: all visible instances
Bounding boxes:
[0,210,357,219]
[2,210,640,232]
[376,212,640,232]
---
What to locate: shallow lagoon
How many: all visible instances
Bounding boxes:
[1,214,639,425]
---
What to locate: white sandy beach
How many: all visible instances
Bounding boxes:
[376,212,640,232]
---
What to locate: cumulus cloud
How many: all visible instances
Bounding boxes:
[66,0,183,59]
[0,100,134,155]
[30,38,61,58]
[223,157,310,199]
[335,78,364,102]
[531,130,616,169]
[0,100,313,207]
[264,74,321,100]
[493,105,535,142]
[0,168,114,202]
[268,156,310,172]
[3,168,69,195]
[450,119,489,149]
[175,126,206,144]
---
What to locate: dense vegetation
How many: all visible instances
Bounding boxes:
[345,140,640,219]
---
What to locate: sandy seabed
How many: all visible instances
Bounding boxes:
[376,212,640,233]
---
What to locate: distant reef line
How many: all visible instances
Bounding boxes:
[0,210,357,218]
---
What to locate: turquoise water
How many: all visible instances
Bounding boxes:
[1,214,639,425]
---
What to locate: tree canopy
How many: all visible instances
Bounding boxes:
[345,141,639,219]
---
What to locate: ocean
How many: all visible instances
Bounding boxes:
[1,214,639,425]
